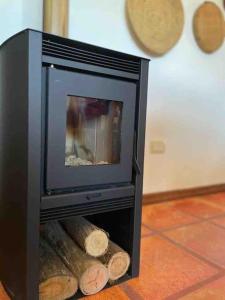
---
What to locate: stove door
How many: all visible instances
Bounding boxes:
[46,68,136,191]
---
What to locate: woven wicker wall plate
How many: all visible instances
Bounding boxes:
[193,2,224,53]
[126,0,184,56]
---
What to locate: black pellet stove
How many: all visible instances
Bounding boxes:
[0,29,149,299]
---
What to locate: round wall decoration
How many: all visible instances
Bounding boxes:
[126,0,185,56]
[193,2,224,53]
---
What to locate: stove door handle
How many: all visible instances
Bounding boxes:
[133,131,141,175]
[133,156,141,175]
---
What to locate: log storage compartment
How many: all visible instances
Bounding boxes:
[0,29,149,299]
[40,212,132,298]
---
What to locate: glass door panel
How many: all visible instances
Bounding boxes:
[65,96,123,167]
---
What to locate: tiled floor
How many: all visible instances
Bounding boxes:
[2,193,225,299]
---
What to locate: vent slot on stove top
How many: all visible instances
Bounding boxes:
[42,36,140,74]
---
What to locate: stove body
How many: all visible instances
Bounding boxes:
[0,29,149,299]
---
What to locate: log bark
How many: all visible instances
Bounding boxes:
[39,237,78,300]
[99,240,130,281]
[62,217,109,257]
[43,221,109,295]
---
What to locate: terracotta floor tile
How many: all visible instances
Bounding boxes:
[165,222,225,268]
[141,224,152,237]
[172,198,225,219]
[212,216,225,229]
[142,202,198,231]
[126,236,218,300]
[79,285,130,300]
[180,276,225,300]
[204,193,225,207]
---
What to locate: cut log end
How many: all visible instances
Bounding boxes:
[85,230,108,257]
[63,217,109,258]
[79,264,108,295]
[108,252,130,281]
[39,276,77,300]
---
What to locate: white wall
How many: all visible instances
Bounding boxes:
[0,0,42,43]
[1,0,225,194]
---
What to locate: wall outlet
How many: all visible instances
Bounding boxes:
[150,141,166,154]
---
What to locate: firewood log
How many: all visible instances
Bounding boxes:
[0,283,10,300]
[62,216,109,257]
[43,221,109,295]
[99,240,130,281]
[39,237,78,300]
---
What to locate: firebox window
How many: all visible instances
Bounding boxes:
[65,96,123,167]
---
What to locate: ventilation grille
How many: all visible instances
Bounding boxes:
[40,197,134,223]
[42,38,140,74]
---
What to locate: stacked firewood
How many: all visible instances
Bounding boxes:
[39,217,130,300]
